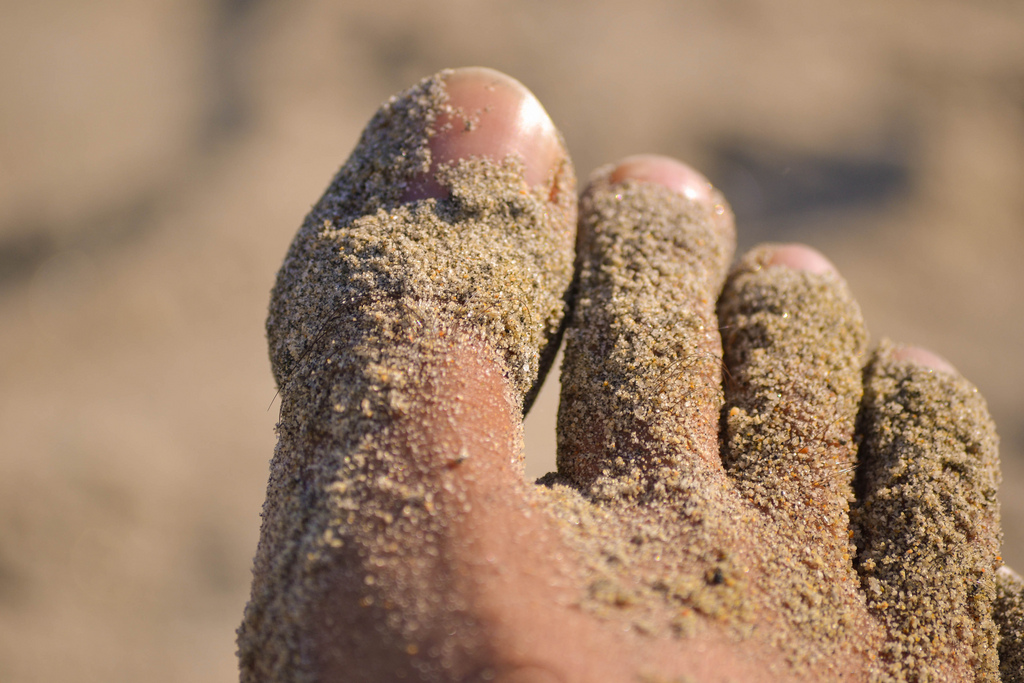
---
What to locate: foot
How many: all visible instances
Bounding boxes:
[238,68,1021,683]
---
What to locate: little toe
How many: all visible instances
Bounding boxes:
[717,244,867,561]
[557,154,735,499]
[241,68,577,681]
[852,341,1002,680]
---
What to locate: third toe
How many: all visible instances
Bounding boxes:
[717,244,868,560]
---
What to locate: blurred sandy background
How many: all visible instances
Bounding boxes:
[1,1,1022,681]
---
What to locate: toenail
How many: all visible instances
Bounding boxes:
[766,244,836,275]
[889,345,958,374]
[404,67,564,201]
[608,154,716,213]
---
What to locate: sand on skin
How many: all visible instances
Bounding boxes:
[239,71,1016,682]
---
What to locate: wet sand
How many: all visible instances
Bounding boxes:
[855,342,1002,680]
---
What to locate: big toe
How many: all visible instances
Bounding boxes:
[242,68,579,682]
[267,66,576,405]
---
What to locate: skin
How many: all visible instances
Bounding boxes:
[253,68,1008,682]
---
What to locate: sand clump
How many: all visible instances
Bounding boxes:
[718,246,867,566]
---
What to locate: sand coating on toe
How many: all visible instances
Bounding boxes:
[714,248,876,664]
[719,246,867,555]
[995,566,1024,682]
[853,341,1002,681]
[558,165,734,493]
[237,71,576,681]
